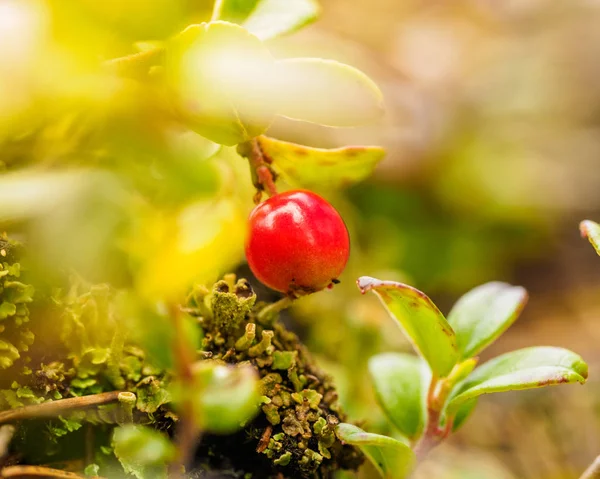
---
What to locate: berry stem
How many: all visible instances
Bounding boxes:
[238,138,278,203]
[256,297,294,325]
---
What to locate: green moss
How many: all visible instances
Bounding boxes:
[195,275,363,478]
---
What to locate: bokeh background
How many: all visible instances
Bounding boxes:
[1,0,600,478]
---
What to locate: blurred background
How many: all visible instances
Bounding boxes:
[1,0,600,478]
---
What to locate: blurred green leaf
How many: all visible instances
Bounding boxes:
[580,220,600,256]
[257,136,384,190]
[336,423,415,479]
[214,0,260,24]
[174,361,260,434]
[368,353,427,442]
[448,282,528,359]
[167,22,276,146]
[112,425,176,479]
[273,58,384,127]
[243,0,320,40]
[447,347,588,415]
[357,277,459,377]
[214,0,319,40]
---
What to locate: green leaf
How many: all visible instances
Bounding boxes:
[257,136,384,190]
[243,0,320,40]
[580,220,600,256]
[368,353,427,441]
[167,22,276,145]
[83,464,100,477]
[451,398,478,432]
[336,423,415,479]
[112,425,176,479]
[173,361,260,434]
[214,0,260,24]
[447,346,588,415]
[273,58,384,127]
[448,282,528,359]
[214,0,319,40]
[357,276,459,377]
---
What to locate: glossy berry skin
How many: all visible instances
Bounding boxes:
[245,190,350,295]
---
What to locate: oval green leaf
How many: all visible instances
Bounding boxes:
[368,353,427,442]
[580,220,600,256]
[448,282,528,359]
[167,22,276,146]
[112,425,176,479]
[336,423,415,479]
[272,58,384,127]
[357,277,459,377]
[257,136,385,190]
[447,346,588,415]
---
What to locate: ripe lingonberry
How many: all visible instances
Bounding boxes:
[245,190,350,295]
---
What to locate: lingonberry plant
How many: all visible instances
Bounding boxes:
[0,0,593,479]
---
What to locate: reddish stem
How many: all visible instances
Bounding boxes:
[239,138,278,203]
[414,376,454,461]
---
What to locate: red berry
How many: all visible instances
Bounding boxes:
[245,190,350,295]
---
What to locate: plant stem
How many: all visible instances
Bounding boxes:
[413,375,454,461]
[0,465,105,478]
[256,297,293,324]
[0,392,122,425]
[168,305,201,477]
[238,138,278,203]
[580,456,600,479]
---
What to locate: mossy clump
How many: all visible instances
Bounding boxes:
[187,276,363,479]
[0,234,35,372]
[0,251,361,478]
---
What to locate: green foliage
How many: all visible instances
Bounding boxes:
[357,276,459,377]
[112,425,176,479]
[368,354,427,442]
[447,282,528,359]
[361,276,588,477]
[257,136,385,191]
[446,346,588,415]
[336,423,415,479]
[272,58,384,127]
[214,0,320,40]
[0,236,34,371]
[167,21,276,146]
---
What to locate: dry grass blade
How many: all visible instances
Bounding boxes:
[0,392,123,424]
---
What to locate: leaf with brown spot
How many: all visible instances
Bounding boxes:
[357,276,459,378]
[257,136,384,190]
